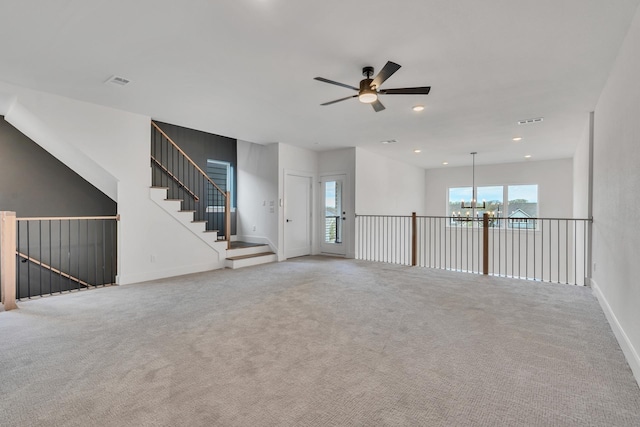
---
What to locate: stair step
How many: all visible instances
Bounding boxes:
[151,186,170,189]
[165,198,183,202]
[225,251,277,269]
[180,210,196,213]
[204,230,220,234]
[191,220,207,224]
[226,251,274,261]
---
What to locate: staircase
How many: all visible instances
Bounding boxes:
[150,186,226,250]
[149,121,277,269]
[149,187,277,269]
[150,186,276,269]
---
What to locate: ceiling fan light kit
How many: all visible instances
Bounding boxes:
[315,61,431,112]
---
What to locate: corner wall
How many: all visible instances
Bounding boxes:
[236,140,279,250]
[591,4,640,384]
[355,148,426,215]
[319,148,356,258]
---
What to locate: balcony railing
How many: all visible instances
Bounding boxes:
[325,216,342,244]
[355,213,591,286]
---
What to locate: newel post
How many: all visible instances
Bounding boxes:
[1,211,18,310]
[411,212,417,266]
[482,212,489,275]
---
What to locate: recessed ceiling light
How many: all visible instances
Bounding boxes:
[442,161,449,165]
[512,137,523,141]
[381,139,397,144]
[524,155,532,158]
[414,149,422,153]
[412,105,425,112]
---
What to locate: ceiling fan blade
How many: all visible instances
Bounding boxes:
[321,94,358,106]
[314,77,359,91]
[379,86,431,95]
[371,61,401,89]
[371,99,386,112]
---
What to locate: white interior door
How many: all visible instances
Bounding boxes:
[284,173,312,258]
[320,174,347,255]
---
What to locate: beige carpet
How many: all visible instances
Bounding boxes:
[0,256,639,426]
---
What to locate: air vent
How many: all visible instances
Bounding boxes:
[105,75,131,86]
[381,139,397,144]
[518,117,543,125]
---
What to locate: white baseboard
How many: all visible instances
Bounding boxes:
[591,278,640,387]
[117,261,225,285]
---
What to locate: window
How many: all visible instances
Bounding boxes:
[447,184,538,228]
[206,159,234,212]
[507,185,538,229]
[448,187,472,217]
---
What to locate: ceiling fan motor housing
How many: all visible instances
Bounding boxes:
[362,66,374,78]
[358,78,377,103]
[359,78,375,93]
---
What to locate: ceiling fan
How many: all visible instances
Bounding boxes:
[314,61,431,112]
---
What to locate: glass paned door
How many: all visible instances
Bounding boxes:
[321,175,346,255]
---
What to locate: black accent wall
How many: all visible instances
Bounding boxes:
[152,121,238,236]
[0,117,117,216]
[154,121,237,208]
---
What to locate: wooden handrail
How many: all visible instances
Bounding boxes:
[17,215,120,221]
[151,156,199,201]
[16,252,94,288]
[151,121,227,196]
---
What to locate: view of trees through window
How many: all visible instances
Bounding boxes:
[448,184,538,228]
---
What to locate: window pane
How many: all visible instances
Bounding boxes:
[325,181,342,243]
[507,184,538,229]
[448,187,472,216]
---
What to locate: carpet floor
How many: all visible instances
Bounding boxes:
[1,256,639,426]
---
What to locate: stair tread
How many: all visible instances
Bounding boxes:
[203,230,220,233]
[180,210,196,213]
[226,251,275,261]
[150,186,170,189]
[165,199,183,202]
[191,220,207,223]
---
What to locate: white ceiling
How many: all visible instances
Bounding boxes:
[1,0,638,169]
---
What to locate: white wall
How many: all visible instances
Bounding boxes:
[0,82,225,284]
[355,147,426,215]
[278,143,318,259]
[319,148,356,258]
[573,121,591,218]
[236,140,279,250]
[424,158,574,218]
[591,4,640,384]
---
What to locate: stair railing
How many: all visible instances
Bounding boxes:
[1,212,119,308]
[151,121,231,248]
